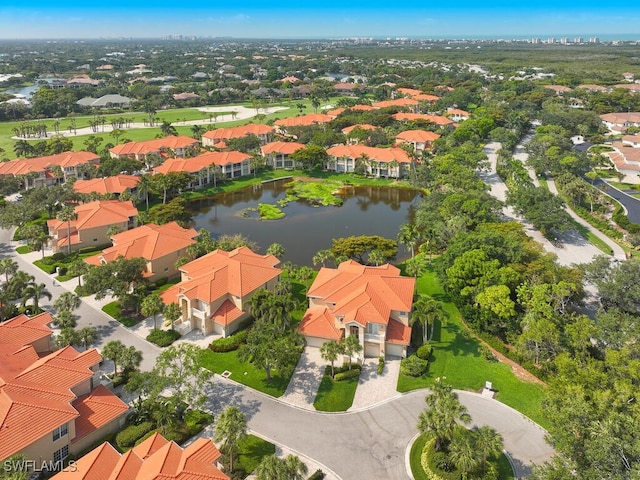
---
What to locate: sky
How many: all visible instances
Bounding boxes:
[0,1,639,40]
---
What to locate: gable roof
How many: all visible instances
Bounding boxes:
[109,136,198,157]
[275,113,333,127]
[84,222,198,266]
[51,433,229,480]
[73,175,140,196]
[261,141,305,155]
[0,312,53,349]
[160,246,281,305]
[342,124,378,135]
[202,124,273,141]
[0,151,99,178]
[47,200,138,232]
[372,98,419,109]
[395,129,441,143]
[298,306,342,340]
[392,113,454,125]
[326,145,411,164]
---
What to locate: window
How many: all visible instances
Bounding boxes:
[367,323,380,335]
[53,424,68,442]
[53,445,69,463]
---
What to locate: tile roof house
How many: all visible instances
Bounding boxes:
[600,112,640,134]
[76,94,131,109]
[372,98,420,110]
[298,260,415,358]
[152,152,237,187]
[0,151,100,190]
[160,247,281,337]
[47,200,138,253]
[260,141,305,169]
[201,124,274,147]
[51,432,229,480]
[73,174,140,197]
[393,112,454,128]
[446,108,471,122]
[0,315,128,470]
[603,141,640,174]
[342,124,379,144]
[326,145,412,178]
[109,136,199,162]
[395,129,441,152]
[543,85,573,96]
[274,113,333,130]
[84,222,198,282]
[613,84,640,94]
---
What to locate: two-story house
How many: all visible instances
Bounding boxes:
[299,260,415,358]
[109,136,199,163]
[201,124,274,148]
[73,174,140,198]
[160,246,281,337]
[261,141,305,169]
[47,200,138,253]
[325,145,412,178]
[395,130,441,153]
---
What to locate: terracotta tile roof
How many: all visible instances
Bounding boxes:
[261,141,305,155]
[47,200,138,233]
[306,261,415,329]
[275,114,333,127]
[73,175,140,195]
[326,145,411,164]
[0,151,99,178]
[413,93,440,103]
[350,104,375,111]
[52,433,228,480]
[201,124,273,141]
[153,154,218,175]
[205,151,252,167]
[0,313,53,348]
[342,124,378,135]
[0,339,124,461]
[161,246,281,305]
[280,75,301,83]
[600,112,640,126]
[298,306,342,340]
[72,385,129,441]
[372,98,419,109]
[613,84,640,93]
[85,222,197,267]
[326,107,345,116]
[210,300,244,326]
[543,85,573,93]
[446,108,470,117]
[605,142,640,172]
[109,136,198,157]
[395,129,441,143]
[393,113,454,125]
[577,84,609,92]
[397,88,422,97]
[386,319,411,345]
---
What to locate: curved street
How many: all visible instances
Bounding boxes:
[594,178,640,225]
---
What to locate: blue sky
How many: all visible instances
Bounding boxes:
[0,1,639,40]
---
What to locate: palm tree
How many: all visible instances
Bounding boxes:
[417,379,471,451]
[191,124,205,140]
[110,128,125,145]
[343,334,362,369]
[56,206,77,255]
[397,223,420,258]
[53,291,81,314]
[67,259,90,287]
[53,310,77,329]
[411,295,445,344]
[449,429,481,479]
[163,302,182,330]
[21,282,52,313]
[0,258,18,283]
[266,242,285,258]
[284,454,308,480]
[136,174,153,211]
[77,326,99,350]
[255,455,290,480]
[141,293,164,330]
[214,405,248,473]
[320,340,343,378]
[473,426,504,473]
[368,249,386,266]
[55,327,80,349]
[312,249,334,268]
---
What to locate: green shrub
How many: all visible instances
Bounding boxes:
[146,328,181,347]
[377,356,385,374]
[308,470,326,480]
[478,344,497,361]
[57,266,68,276]
[115,422,154,449]
[185,409,214,430]
[416,344,432,360]
[400,355,428,377]
[51,252,65,261]
[209,330,248,352]
[134,430,157,446]
[334,369,361,381]
[324,364,360,377]
[432,452,455,472]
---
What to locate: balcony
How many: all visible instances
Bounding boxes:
[364,333,384,343]
[191,308,206,320]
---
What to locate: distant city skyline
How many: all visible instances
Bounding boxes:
[0,2,639,40]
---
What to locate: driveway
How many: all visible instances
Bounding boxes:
[280,346,326,409]
[349,356,402,411]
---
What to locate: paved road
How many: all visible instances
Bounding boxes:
[210,377,553,480]
[594,178,640,225]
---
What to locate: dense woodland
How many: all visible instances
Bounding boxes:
[2,39,640,478]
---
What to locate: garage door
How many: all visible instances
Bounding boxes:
[386,343,405,358]
[364,342,380,358]
[305,336,326,348]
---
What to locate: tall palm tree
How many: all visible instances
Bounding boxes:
[397,223,421,258]
[214,405,247,473]
[320,340,343,378]
[77,326,99,350]
[56,206,77,255]
[284,455,308,480]
[449,429,481,479]
[411,295,445,344]
[22,282,52,313]
[255,455,290,480]
[473,426,504,473]
[53,291,81,314]
[312,249,334,268]
[136,174,153,211]
[0,258,18,283]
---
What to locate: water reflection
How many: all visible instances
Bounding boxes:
[189,179,419,266]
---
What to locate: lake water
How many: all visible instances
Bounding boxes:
[189,179,420,266]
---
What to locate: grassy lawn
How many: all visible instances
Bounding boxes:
[237,434,276,475]
[313,374,359,412]
[571,220,614,255]
[198,348,292,398]
[102,301,140,327]
[398,264,548,429]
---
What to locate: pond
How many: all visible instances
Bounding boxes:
[189,179,420,266]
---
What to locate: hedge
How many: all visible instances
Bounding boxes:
[324,364,361,377]
[115,422,154,450]
[146,328,181,347]
[377,356,385,374]
[209,330,248,352]
[400,355,428,377]
[416,344,433,360]
[308,470,326,480]
[334,369,361,382]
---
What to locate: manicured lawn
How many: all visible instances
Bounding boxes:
[313,375,359,412]
[15,245,32,254]
[571,220,614,255]
[198,348,292,398]
[102,301,140,327]
[398,264,548,429]
[236,434,276,475]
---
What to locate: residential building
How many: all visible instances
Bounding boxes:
[152,152,232,188]
[577,84,610,93]
[395,130,441,152]
[298,260,415,358]
[76,94,132,109]
[261,141,305,169]
[612,84,640,94]
[542,85,573,96]
[446,108,471,122]
[201,151,253,179]
[326,145,412,178]
[600,112,640,134]
[201,124,274,147]
[0,314,128,469]
[109,136,199,162]
[0,151,100,190]
[372,98,419,110]
[73,174,140,197]
[160,247,281,337]
[333,83,364,96]
[342,124,378,144]
[51,432,229,480]
[84,222,198,282]
[604,141,640,174]
[274,113,333,131]
[392,112,454,127]
[47,200,138,253]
